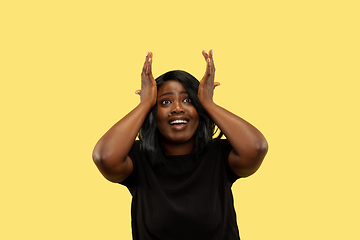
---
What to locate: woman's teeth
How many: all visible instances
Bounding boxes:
[170,120,188,125]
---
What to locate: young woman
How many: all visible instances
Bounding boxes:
[92,50,268,240]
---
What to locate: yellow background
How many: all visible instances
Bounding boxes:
[1,0,359,239]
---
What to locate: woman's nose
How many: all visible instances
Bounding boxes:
[171,101,184,114]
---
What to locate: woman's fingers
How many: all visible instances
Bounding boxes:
[146,52,152,75]
[141,51,154,80]
[142,52,153,76]
[147,56,152,75]
[202,49,215,78]
[208,49,215,74]
[202,50,211,77]
[209,49,213,59]
[142,52,148,75]
[202,50,208,60]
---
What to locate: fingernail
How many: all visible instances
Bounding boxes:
[146,52,149,56]
[148,58,151,62]
[211,50,214,55]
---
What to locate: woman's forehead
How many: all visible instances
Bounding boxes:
[157,80,187,96]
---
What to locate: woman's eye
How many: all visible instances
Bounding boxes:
[161,100,171,105]
[183,98,192,103]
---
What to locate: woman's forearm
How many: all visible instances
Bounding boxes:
[92,102,152,170]
[202,101,268,164]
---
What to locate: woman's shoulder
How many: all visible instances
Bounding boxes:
[207,138,240,182]
[208,138,231,148]
[128,140,143,160]
[201,138,232,157]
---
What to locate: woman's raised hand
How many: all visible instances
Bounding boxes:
[135,52,157,107]
[198,50,220,104]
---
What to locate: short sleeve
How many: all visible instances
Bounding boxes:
[211,139,241,183]
[119,140,141,188]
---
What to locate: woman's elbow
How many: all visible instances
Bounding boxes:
[248,136,268,160]
[92,147,116,170]
[92,147,105,166]
[257,137,268,156]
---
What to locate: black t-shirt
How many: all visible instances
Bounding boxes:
[121,139,241,240]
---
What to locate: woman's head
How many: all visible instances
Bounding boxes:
[156,79,199,148]
[139,70,222,164]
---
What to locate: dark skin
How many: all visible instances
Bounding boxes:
[93,50,268,183]
[156,80,200,155]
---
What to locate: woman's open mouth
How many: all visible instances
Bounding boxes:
[169,118,189,130]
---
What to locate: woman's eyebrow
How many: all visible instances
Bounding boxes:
[159,91,188,98]
[159,92,173,98]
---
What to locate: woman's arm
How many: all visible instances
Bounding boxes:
[92,52,157,183]
[198,50,268,178]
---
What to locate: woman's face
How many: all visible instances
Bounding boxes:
[156,80,199,144]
